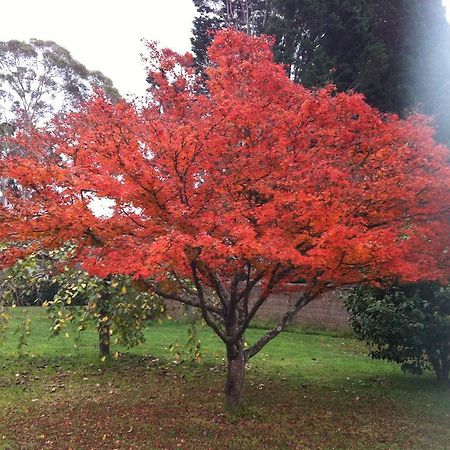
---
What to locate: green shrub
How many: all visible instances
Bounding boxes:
[0,247,164,356]
[345,283,450,385]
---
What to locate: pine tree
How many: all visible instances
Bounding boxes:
[191,0,270,71]
[191,0,450,142]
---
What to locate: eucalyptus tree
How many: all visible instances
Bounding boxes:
[0,38,119,127]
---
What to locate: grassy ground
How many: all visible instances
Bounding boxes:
[0,307,449,449]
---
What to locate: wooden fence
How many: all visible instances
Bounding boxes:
[166,285,351,330]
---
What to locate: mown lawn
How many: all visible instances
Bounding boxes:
[0,307,449,449]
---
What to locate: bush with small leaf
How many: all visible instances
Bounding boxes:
[0,246,164,357]
[47,270,164,357]
[0,250,58,307]
[345,283,450,385]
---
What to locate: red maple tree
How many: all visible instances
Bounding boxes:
[1,30,449,409]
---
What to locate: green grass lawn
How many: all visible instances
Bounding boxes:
[0,307,449,449]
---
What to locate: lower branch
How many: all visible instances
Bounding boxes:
[154,287,205,309]
[238,265,291,338]
[244,291,317,361]
[142,279,221,314]
[191,262,228,343]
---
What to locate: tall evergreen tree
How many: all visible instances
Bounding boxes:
[191,0,450,142]
[191,0,270,70]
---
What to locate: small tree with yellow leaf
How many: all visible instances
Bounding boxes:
[47,270,164,357]
[0,248,164,357]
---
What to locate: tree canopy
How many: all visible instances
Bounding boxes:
[1,29,449,408]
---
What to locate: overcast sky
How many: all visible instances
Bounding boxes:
[1,0,449,98]
[0,1,197,97]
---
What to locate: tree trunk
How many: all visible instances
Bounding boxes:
[98,325,110,357]
[430,355,449,387]
[435,361,449,387]
[98,309,110,358]
[225,340,245,411]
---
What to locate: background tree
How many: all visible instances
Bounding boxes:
[0,39,119,127]
[0,39,125,353]
[191,0,270,70]
[1,30,449,410]
[0,247,163,358]
[46,270,164,358]
[0,250,58,307]
[191,0,450,143]
[345,283,450,385]
[0,38,120,207]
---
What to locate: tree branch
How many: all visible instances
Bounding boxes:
[230,270,244,305]
[191,261,228,343]
[237,269,265,302]
[244,291,317,361]
[141,278,221,314]
[197,263,229,308]
[238,265,291,337]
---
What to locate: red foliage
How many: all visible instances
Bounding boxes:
[1,29,449,292]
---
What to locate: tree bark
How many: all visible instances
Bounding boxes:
[430,354,449,387]
[225,340,245,411]
[435,361,449,386]
[98,309,110,358]
[98,325,110,357]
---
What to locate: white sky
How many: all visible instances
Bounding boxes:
[445,0,450,20]
[0,1,197,98]
[0,1,449,98]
